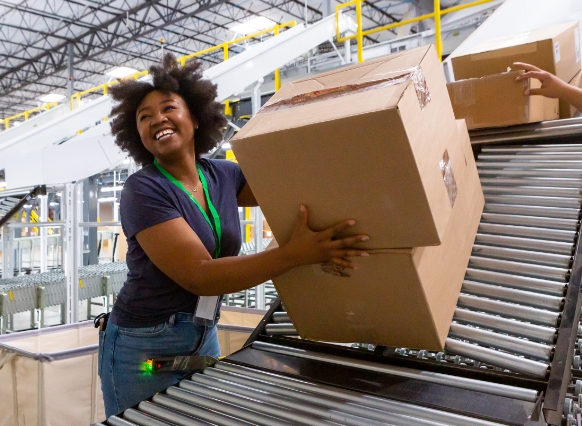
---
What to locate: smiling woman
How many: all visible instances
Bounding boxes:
[98,53,370,417]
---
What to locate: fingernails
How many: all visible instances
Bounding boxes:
[348,220,355,226]
[360,236,369,241]
[524,89,530,96]
[299,205,306,212]
[361,252,369,257]
[353,264,359,270]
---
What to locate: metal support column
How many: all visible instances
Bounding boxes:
[67,44,74,101]
[254,208,265,310]
[1,226,14,279]
[39,194,48,273]
[63,183,82,324]
[84,177,98,266]
[344,40,351,63]
[251,79,264,116]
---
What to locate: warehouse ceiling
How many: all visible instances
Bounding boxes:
[0,0,468,120]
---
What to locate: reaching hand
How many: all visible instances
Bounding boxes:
[282,205,369,270]
[513,62,569,98]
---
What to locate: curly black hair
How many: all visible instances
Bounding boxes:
[109,53,227,165]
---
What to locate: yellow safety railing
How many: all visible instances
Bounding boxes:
[2,21,296,130]
[68,20,295,111]
[336,0,494,63]
[1,102,59,130]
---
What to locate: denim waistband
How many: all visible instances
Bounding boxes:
[169,312,219,327]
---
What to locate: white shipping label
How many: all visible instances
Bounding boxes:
[576,27,581,63]
[195,295,220,320]
[555,42,561,63]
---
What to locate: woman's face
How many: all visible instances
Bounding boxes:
[136,90,197,161]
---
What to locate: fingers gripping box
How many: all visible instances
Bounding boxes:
[231,45,460,249]
[271,120,484,350]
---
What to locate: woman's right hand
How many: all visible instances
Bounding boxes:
[280,205,369,270]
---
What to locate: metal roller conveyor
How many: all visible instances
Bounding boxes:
[461,280,564,311]
[477,167,582,178]
[448,323,553,361]
[468,256,569,281]
[479,154,582,161]
[477,160,582,169]
[151,393,267,426]
[444,338,550,378]
[104,122,582,425]
[272,312,290,323]
[265,323,298,335]
[207,362,504,426]
[484,194,582,208]
[457,293,560,327]
[137,401,220,426]
[474,233,574,255]
[479,177,582,188]
[116,409,174,426]
[482,185,582,198]
[483,203,581,219]
[453,308,556,344]
[465,268,566,295]
[480,212,578,230]
[471,244,571,268]
[478,222,576,242]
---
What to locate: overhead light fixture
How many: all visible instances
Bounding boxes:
[106,66,139,78]
[100,185,124,193]
[98,196,118,202]
[39,93,66,103]
[221,142,231,150]
[229,17,276,35]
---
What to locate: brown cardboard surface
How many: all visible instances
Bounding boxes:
[452,22,581,82]
[560,68,582,118]
[232,45,459,249]
[272,120,484,350]
[447,71,559,129]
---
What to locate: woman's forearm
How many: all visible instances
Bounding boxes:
[183,246,298,296]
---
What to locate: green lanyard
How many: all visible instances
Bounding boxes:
[154,159,222,258]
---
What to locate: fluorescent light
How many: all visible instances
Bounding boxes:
[221,142,231,150]
[98,197,118,202]
[106,66,139,78]
[229,17,276,35]
[39,93,66,103]
[100,186,124,193]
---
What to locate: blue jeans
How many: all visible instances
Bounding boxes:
[98,312,221,418]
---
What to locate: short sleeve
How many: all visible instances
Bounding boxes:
[217,160,247,194]
[120,172,182,239]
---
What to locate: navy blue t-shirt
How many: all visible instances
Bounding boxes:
[110,158,247,328]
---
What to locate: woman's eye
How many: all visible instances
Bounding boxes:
[164,106,175,112]
[139,115,149,122]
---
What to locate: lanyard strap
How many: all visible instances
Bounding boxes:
[153,159,222,258]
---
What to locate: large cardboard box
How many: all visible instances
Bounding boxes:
[560,68,582,119]
[272,120,484,350]
[452,22,581,82]
[447,71,559,129]
[232,45,460,249]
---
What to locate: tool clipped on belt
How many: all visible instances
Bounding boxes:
[145,355,219,373]
[94,312,109,332]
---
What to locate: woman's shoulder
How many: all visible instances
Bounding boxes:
[123,164,164,189]
[199,158,240,173]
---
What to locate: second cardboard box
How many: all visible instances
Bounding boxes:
[272,120,484,350]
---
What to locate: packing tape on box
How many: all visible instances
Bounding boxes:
[439,149,457,207]
[260,66,431,112]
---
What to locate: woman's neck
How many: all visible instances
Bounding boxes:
[155,152,200,185]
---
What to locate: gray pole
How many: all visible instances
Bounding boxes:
[67,44,74,100]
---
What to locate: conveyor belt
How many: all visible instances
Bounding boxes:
[0,262,128,330]
[101,124,582,426]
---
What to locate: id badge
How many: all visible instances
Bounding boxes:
[195,296,220,321]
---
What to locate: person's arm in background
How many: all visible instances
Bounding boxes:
[514,62,582,113]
